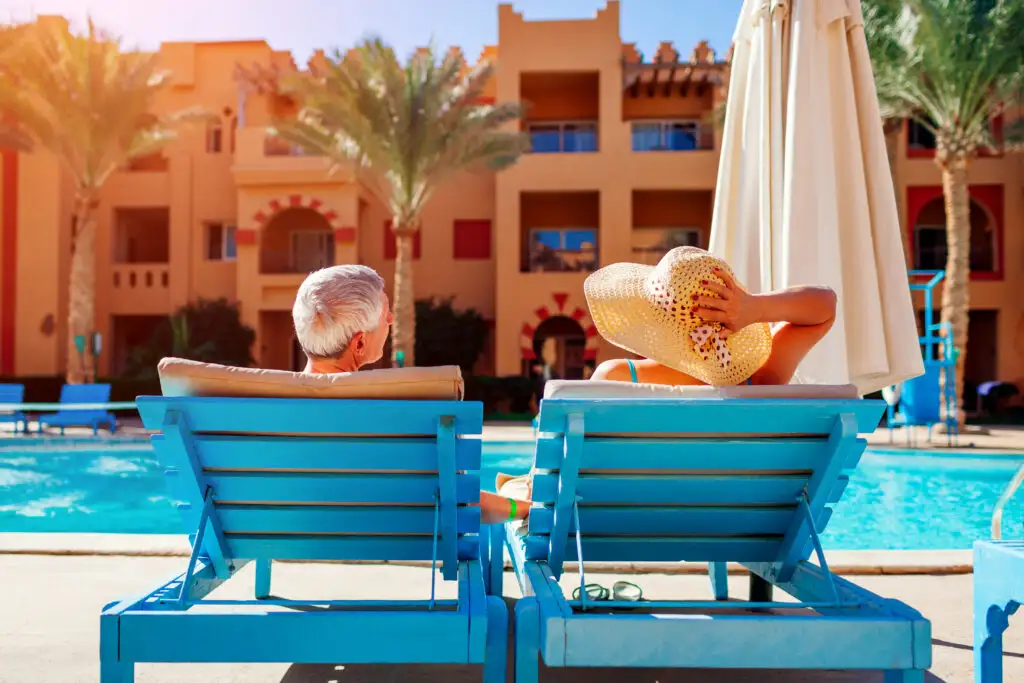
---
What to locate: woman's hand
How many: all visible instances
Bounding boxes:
[693,268,761,337]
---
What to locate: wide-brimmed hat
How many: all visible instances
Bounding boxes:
[584,246,772,386]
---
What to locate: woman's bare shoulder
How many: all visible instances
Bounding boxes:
[591,358,633,382]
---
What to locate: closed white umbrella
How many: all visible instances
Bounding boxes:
[709,0,923,395]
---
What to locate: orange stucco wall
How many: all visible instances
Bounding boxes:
[3,2,1023,390]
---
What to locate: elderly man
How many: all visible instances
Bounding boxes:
[292,264,528,524]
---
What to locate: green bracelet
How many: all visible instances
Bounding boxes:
[508,499,517,521]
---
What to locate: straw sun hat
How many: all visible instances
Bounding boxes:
[584,246,773,386]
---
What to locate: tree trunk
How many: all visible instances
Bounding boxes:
[391,222,416,367]
[939,158,970,426]
[66,195,98,384]
[882,119,906,261]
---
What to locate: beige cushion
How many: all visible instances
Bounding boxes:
[158,357,464,400]
[543,379,860,400]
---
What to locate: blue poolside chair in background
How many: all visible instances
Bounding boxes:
[100,359,506,683]
[37,383,117,435]
[973,463,1024,683]
[0,383,28,433]
[489,380,932,683]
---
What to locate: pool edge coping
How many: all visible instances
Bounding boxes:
[0,533,975,576]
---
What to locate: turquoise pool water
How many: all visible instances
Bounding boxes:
[1,440,1021,549]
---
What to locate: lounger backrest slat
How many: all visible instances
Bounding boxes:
[528,397,883,578]
[57,383,113,419]
[138,397,482,580]
[0,383,24,414]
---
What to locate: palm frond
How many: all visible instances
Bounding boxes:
[863,0,1024,162]
[0,16,212,191]
[272,37,527,224]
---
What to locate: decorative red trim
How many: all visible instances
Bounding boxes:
[584,325,598,338]
[235,228,258,245]
[322,210,338,222]
[571,307,586,321]
[534,306,550,321]
[1,147,17,374]
[308,198,322,211]
[552,292,568,312]
[334,227,356,244]
[268,199,282,213]
[905,184,1004,280]
[583,348,598,361]
[520,348,537,360]
[520,323,535,338]
[289,194,303,207]
[253,210,268,225]
[476,97,495,105]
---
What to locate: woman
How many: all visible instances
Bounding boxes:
[587,246,837,386]
[491,246,838,522]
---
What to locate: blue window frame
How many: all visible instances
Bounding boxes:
[527,228,598,272]
[631,120,702,152]
[528,122,598,153]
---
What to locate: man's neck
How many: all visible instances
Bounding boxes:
[305,355,360,375]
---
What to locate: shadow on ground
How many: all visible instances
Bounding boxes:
[278,598,948,683]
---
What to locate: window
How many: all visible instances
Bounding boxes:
[913,222,997,273]
[527,121,598,153]
[206,122,223,153]
[229,116,237,153]
[526,228,597,273]
[631,121,702,151]
[206,223,236,261]
[632,227,702,265]
[453,220,492,260]
[384,221,422,260]
[907,120,937,152]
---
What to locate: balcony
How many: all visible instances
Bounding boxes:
[232,127,352,187]
[520,191,599,274]
[105,158,171,207]
[108,264,172,315]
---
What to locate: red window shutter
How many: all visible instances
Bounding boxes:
[453,219,492,259]
[384,220,421,260]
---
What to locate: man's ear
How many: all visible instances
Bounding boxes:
[351,331,366,354]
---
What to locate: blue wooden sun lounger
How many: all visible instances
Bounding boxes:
[974,463,1024,682]
[37,383,117,435]
[101,395,505,682]
[0,383,28,433]
[490,382,931,683]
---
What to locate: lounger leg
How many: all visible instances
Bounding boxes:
[489,524,505,596]
[255,559,272,599]
[708,562,728,600]
[483,595,508,683]
[883,669,924,683]
[99,614,134,682]
[974,596,1014,683]
[514,597,540,683]
[749,573,773,602]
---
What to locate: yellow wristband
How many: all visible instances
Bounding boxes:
[507,499,517,521]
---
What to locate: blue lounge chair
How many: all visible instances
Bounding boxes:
[0,383,28,433]
[491,381,932,683]
[37,383,117,435]
[101,395,505,682]
[974,463,1024,682]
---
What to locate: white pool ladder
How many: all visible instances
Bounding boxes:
[991,462,1024,540]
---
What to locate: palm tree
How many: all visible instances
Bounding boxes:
[863,0,1024,423]
[0,18,209,383]
[272,39,528,367]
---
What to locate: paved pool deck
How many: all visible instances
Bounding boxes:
[0,553,1017,683]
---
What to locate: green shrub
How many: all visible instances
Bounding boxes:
[415,297,489,373]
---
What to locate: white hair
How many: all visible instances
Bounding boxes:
[292,265,386,359]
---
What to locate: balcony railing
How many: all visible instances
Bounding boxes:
[111,263,170,290]
[527,121,598,153]
[260,249,335,275]
[525,246,598,273]
[631,121,713,151]
[263,136,320,157]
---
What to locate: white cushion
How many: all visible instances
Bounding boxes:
[158,357,464,400]
[543,379,860,400]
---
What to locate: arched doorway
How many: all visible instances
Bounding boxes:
[912,197,996,273]
[531,315,587,380]
[260,207,335,274]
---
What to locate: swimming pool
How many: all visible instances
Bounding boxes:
[1,440,1021,549]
